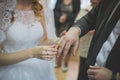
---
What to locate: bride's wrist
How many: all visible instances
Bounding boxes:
[31,46,44,58]
[26,47,39,59]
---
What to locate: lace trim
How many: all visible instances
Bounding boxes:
[0,0,16,31]
[0,0,16,43]
[14,9,37,27]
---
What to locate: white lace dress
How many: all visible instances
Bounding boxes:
[0,9,56,80]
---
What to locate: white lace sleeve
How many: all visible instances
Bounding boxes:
[0,0,16,43]
[0,30,6,43]
[40,0,57,39]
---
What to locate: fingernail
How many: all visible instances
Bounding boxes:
[89,65,93,68]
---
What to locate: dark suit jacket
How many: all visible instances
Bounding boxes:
[54,0,80,30]
[73,0,120,79]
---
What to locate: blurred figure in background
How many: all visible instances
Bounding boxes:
[50,0,57,9]
[54,0,80,72]
[80,0,91,9]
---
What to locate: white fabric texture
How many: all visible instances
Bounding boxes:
[0,0,16,43]
[40,0,57,39]
[0,0,57,42]
[50,0,57,9]
[0,0,56,80]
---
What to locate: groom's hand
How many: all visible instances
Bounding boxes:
[87,66,112,80]
[57,27,80,58]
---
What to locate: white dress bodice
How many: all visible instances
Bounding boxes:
[0,10,56,80]
[3,9,43,53]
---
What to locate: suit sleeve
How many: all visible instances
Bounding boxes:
[73,0,103,37]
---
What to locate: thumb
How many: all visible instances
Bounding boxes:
[89,65,101,69]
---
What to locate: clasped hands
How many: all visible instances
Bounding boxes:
[32,27,80,61]
[33,37,63,61]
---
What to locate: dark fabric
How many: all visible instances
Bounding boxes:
[73,0,120,80]
[87,2,120,66]
[54,0,80,36]
[78,57,88,80]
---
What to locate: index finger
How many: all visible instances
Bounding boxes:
[57,37,66,57]
[63,41,71,58]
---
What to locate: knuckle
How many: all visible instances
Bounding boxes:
[64,47,69,51]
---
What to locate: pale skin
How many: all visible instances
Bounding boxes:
[0,0,58,66]
[57,27,120,80]
[57,27,80,57]
[59,15,67,23]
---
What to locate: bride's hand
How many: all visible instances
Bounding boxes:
[31,45,58,61]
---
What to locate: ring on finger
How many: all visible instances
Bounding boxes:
[46,50,50,55]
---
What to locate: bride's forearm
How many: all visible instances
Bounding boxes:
[0,49,33,66]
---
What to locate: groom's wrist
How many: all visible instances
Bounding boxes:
[69,27,81,36]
